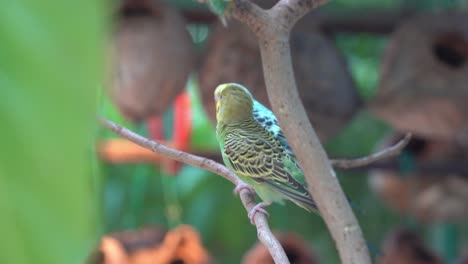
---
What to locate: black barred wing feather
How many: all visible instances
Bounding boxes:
[224,131,317,211]
[224,131,283,179]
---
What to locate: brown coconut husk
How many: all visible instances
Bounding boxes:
[369,133,468,223]
[456,246,468,264]
[377,227,442,264]
[88,225,211,264]
[199,21,361,142]
[109,0,194,122]
[370,13,468,143]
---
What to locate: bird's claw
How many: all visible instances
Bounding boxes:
[233,182,255,195]
[233,183,270,224]
[248,201,271,225]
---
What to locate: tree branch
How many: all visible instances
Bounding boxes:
[272,0,331,30]
[331,133,412,169]
[231,0,371,263]
[99,118,290,264]
[231,0,268,35]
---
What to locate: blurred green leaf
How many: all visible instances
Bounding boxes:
[206,0,229,17]
[335,34,387,100]
[188,77,219,151]
[98,88,136,138]
[0,1,105,263]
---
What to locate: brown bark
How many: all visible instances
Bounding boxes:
[231,1,371,263]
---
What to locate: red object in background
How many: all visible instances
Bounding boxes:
[147,91,192,175]
[147,116,163,140]
[173,91,192,153]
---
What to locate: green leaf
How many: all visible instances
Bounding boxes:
[188,77,219,152]
[207,0,229,16]
[0,1,105,264]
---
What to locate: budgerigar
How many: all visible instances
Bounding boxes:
[214,83,317,223]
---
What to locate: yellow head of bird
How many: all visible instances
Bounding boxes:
[214,83,254,121]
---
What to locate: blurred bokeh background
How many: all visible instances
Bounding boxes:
[2,0,468,263]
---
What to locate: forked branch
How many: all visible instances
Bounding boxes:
[271,0,332,30]
[230,0,372,263]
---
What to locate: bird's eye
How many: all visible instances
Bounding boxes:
[219,95,223,100]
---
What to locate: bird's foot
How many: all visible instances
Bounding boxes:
[233,182,255,195]
[248,201,271,225]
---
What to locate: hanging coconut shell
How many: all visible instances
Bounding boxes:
[377,228,442,264]
[198,21,361,142]
[242,232,319,264]
[457,247,468,264]
[87,225,211,264]
[109,0,194,122]
[370,13,468,142]
[369,133,468,223]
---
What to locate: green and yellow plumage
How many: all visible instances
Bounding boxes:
[214,83,317,212]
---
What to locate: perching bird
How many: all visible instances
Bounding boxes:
[214,83,317,223]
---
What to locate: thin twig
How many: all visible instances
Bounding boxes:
[348,160,468,177]
[99,118,290,264]
[238,190,290,264]
[331,133,412,169]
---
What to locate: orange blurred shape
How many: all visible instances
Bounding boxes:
[98,92,192,175]
[97,225,211,264]
[97,138,170,164]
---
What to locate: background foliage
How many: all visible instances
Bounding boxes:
[0,1,105,264]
